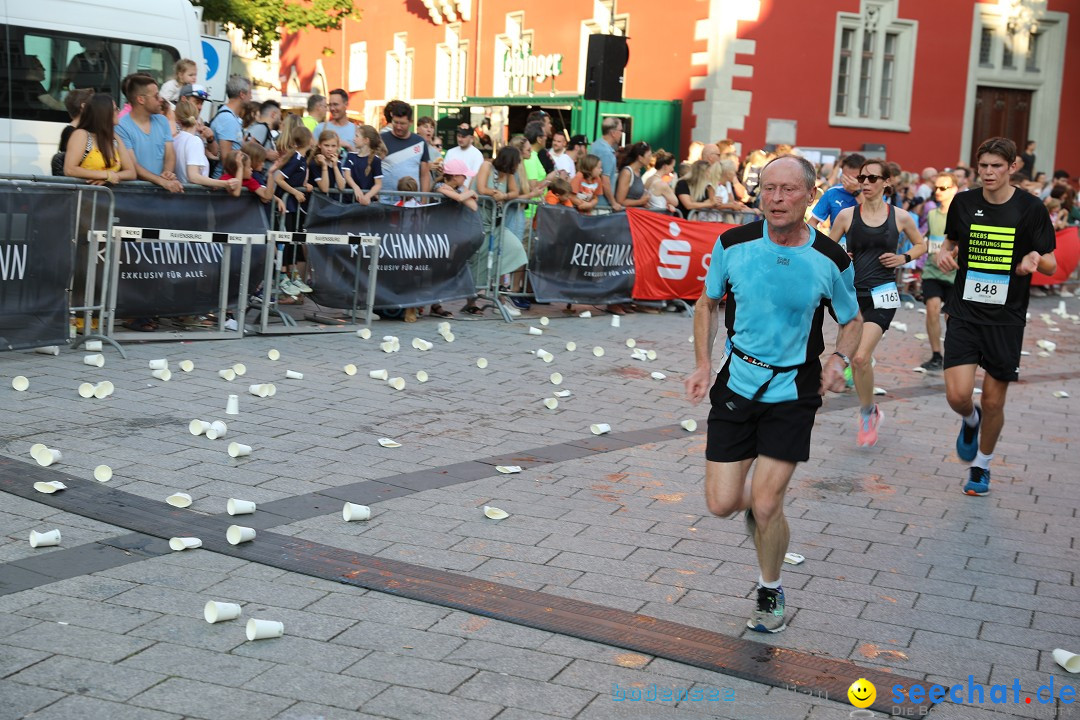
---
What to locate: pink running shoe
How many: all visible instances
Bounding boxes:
[856,405,883,447]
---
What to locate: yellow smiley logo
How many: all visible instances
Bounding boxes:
[848,678,876,708]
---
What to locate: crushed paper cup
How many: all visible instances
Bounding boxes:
[29,529,61,548]
[416,370,429,383]
[342,502,371,521]
[204,601,241,624]
[680,419,698,432]
[34,451,62,468]
[904,301,915,309]
[218,368,236,382]
[85,340,103,352]
[166,492,193,508]
[651,372,667,380]
[1021,350,1031,356]
[565,342,576,352]
[83,353,105,367]
[1050,327,1061,333]
[1053,649,1080,674]
[205,421,227,441]
[78,382,95,398]
[590,423,611,435]
[343,364,357,376]
[592,347,605,357]
[151,368,172,382]
[914,332,929,340]
[378,437,401,448]
[12,376,29,391]
[148,359,168,370]
[93,465,112,482]
[179,360,194,372]
[550,372,563,385]
[1038,351,1052,358]
[190,419,212,436]
[476,358,488,369]
[169,537,202,551]
[917,308,927,315]
[1053,391,1070,398]
[388,377,406,391]
[783,552,805,565]
[285,370,303,380]
[889,321,908,332]
[483,505,509,520]
[267,348,281,361]
[912,366,927,374]
[233,363,247,377]
[873,387,887,395]
[227,525,256,545]
[227,498,256,515]
[228,442,252,458]
[579,311,592,318]
[34,480,66,492]
[539,316,550,326]
[1037,340,1057,352]
[93,381,113,399]
[611,315,620,328]
[631,348,648,361]
[626,338,637,348]
[368,369,389,380]
[543,398,559,410]
[356,328,372,339]
[528,326,543,336]
[246,618,283,641]
[495,466,522,474]
[34,346,59,356]
[553,390,572,398]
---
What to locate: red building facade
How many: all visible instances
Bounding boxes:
[280,0,1078,174]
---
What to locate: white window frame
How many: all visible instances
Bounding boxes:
[435,24,468,102]
[577,0,629,95]
[828,0,917,132]
[349,41,367,93]
[386,33,414,101]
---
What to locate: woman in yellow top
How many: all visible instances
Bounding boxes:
[63,93,136,184]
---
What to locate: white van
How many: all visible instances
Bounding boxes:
[0,0,202,174]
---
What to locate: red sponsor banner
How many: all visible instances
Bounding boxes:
[1032,226,1079,287]
[627,208,736,300]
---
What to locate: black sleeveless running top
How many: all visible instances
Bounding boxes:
[848,204,900,293]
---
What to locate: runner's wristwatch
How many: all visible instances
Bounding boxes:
[832,351,851,367]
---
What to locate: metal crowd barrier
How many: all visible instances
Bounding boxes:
[686,209,761,225]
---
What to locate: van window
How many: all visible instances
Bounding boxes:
[0,25,179,123]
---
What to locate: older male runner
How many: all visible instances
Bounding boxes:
[685,155,862,633]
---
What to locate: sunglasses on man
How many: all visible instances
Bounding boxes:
[934,185,954,192]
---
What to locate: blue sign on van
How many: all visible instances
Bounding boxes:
[200,36,232,102]
[202,40,219,79]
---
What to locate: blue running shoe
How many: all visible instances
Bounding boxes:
[963,466,990,496]
[956,407,981,462]
[747,585,786,633]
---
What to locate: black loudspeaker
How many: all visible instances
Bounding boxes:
[584,34,629,102]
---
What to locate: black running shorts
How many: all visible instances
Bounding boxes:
[921,278,953,304]
[857,294,897,333]
[706,373,823,464]
[943,316,1024,382]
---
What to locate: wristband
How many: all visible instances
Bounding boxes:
[903,253,911,263]
[832,351,850,367]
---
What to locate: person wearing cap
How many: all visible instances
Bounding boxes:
[435,157,479,211]
[178,83,219,163]
[445,123,484,176]
[550,132,581,178]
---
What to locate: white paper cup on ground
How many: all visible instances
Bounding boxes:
[169,537,202,551]
[356,328,371,339]
[388,377,406,391]
[151,368,171,382]
[204,601,242,624]
[554,390,571,398]
[35,450,62,467]
[681,419,698,432]
[416,370,429,383]
[205,421,227,440]
[148,359,168,370]
[85,340,102,352]
[590,423,611,435]
[83,353,105,367]
[342,502,371,521]
[377,437,401,448]
[246,618,283,641]
[543,398,559,410]
[550,372,563,385]
[593,346,605,357]
[93,381,113,399]
[179,360,194,372]
[29,529,61,548]
[78,382,95,398]
[565,341,576,352]
[166,492,192,508]
[436,321,451,335]
[540,351,555,363]
[94,465,113,482]
[34,479,66,492]
[611,315,620,328]
[483,505,509,520]
[579,311,592,318]
[227,525,256,545]
[189,419,211,436]
[285,370,303,379]
[228,442,252,458]
[626,338,637,348]
[30,443,47,460]
[12,376,29,391]
[1053,649,1080,673]
[344,364,357,376]
[264,384,276,397]
[412,338,433,351]
[227,498,256,515]
[218,368,236,381]
[267,349,281,362]
[442,332,455,342]
[476,358,488,369]
[368,368,389,381]
[539,316,550,326]
[646,350,657,361]
[248,383,271,398]
[528,326,543,336]
[380,341,397,353]
[34,346,59,356]
[226,394,239,415]
[651,372,667,380]
[233,363,247,376]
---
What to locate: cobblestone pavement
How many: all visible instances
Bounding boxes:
[1,295,1078,720]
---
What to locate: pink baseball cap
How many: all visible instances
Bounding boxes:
[442,158,477,178]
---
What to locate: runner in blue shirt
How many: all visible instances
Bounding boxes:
[810,153,865,229]
[685,155,862,635]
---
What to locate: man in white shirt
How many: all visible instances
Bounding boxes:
[443,124,483,176]
[549,132,578,178]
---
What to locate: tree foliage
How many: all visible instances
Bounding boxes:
[195,0,357,59]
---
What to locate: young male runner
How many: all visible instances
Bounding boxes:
[919,173,959,371]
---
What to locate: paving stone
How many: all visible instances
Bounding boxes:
[455,670,595,717]
[0,644,49,679]
[445,639,574,681]
[118,642,275,685]
[0,677,65,720]
[8,654,166,702]
[17,595,161,634]
[331,621,466,660]
[270,702,389,720]
[243,663,387,710]
[129,677,294,720]
[126,613,249,653]
[342,650,475,693]
[4,620,154,663]
[362,685,502,720]
[9,693,182,720]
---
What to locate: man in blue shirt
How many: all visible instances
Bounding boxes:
[588,117,623,212]
[115,73,181,193]
[810,152,865,229]
[685,155,862,635]
[210,75,251,178]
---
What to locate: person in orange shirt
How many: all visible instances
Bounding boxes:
[544,177,573,207]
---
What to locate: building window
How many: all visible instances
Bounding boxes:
[829,0,917,131]
[435,24,468,101]
[385,33,413,100]
[1025,32,1039,72]
[979,27,994,67]
[349,42,367,93]
[578,0,629,95]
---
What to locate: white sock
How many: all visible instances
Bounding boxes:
[759,575,781,589]
[963,408,980,427]
[973,451,993,470]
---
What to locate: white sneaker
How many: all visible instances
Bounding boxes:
[278,276,300,296]
[292,277,313,293]
[501,302,521,318]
